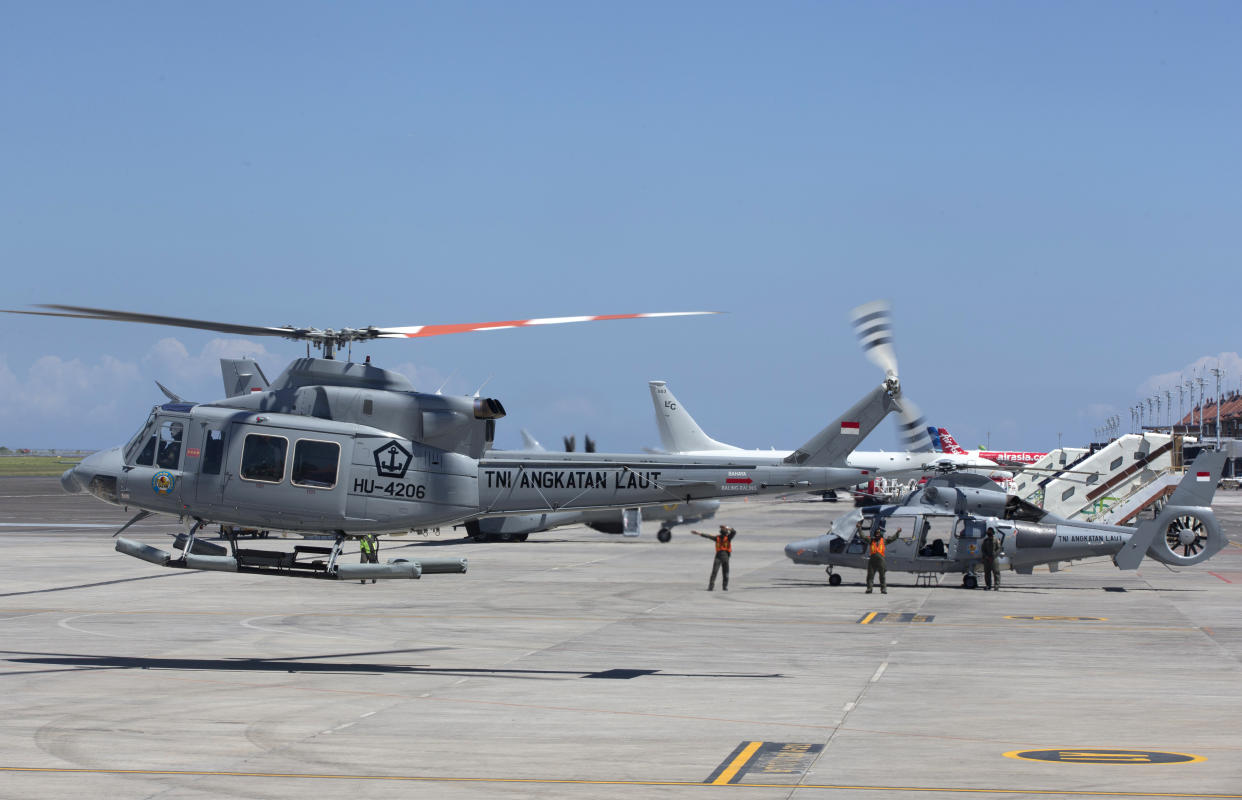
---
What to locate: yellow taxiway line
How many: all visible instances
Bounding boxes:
[2,767,1241,797]
[711,740,763,784]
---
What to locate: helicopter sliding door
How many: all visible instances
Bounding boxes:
[220,423,349,531]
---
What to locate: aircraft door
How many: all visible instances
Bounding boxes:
[122,414,189,512]
[915,515,953,559]
[882,516,918,566]
[194,424,229,509]
[949,517,987,562]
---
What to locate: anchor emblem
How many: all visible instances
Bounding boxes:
[373,440,412,478]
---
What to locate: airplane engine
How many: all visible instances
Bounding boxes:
[1143,505,1225,567]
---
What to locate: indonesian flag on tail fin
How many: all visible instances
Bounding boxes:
[841,421,860,435]
[1197,471,1211,482]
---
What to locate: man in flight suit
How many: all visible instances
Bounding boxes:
[692,525,736,591]
[866,525,903,594]
[981,528,1001,590]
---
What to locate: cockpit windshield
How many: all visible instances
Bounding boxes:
[124,411,158,464]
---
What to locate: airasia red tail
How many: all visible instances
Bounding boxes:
[936,428,1047,466]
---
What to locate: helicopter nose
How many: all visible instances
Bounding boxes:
[60,466,84,494]
[785,537,820,562]
[64,448,124,503]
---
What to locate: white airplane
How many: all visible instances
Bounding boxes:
[648,380,1003,481]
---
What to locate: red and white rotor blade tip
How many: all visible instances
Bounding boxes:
[375,311,719,339]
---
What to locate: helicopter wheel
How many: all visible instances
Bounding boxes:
[828,573,842,586]
[962,574,978,590]
[657,528,672,543]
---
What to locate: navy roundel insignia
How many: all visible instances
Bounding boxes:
[152,471,176,495]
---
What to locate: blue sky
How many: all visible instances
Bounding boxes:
[2,2,1239,452]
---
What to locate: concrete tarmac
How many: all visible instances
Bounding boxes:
[2,476,1240,799]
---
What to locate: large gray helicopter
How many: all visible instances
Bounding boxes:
[7,304,903,583]
[785,450,1229,588]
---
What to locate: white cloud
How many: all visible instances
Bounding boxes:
[1078,402,1117,421]
[142,337,281,386]
[0,352,141,421]
[1137,352,1242,400]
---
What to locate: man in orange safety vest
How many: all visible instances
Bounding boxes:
[866,525,903,594]
[692,525,736,591]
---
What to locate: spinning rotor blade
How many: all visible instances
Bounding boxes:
[374,311,717,339]
[850,300,898,379]
[893,395,932,452]
[2,305,719,358]
[4,304,296,338]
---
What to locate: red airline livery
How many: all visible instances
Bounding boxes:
[935,428,1048,466]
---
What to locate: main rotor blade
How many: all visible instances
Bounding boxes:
[3,305,297,339]
[374,311,718,339]
[850,300,898,379]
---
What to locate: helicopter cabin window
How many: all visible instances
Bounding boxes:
[292,439,340,489]
[202,430,225,475]
[156,420,185,469]
[240,434,288,483]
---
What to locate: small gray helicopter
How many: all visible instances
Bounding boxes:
[6,304,903,584]
[785,450,1229,588]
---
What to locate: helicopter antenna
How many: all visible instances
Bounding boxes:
[473,375,493,398]
[435,370,459,395]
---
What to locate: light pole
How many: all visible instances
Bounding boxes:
[1210,365,1223,449]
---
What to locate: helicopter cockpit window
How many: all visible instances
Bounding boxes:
[202,429,225,475]
[292,439,340,489]
[135,436,157,466]
[241,434,287,483]
[156,420,185,469]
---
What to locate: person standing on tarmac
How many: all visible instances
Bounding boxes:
[692,525,736,591]
[358,535,379,584]
[865,525,903,594]
[981,528,1001,590]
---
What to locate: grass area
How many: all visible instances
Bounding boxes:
[0,455,85,477]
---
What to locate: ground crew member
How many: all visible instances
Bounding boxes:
[358,535,379,584]
[981,527,1001,590]
[692,525,736,591]
[865,525,903,594]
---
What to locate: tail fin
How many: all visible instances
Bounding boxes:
[783,381,898,467]
[648,381,739,453]
[1113,450,1228,569]
[926,426,944,452]
[221,358,269,398]
[938,427,968,455]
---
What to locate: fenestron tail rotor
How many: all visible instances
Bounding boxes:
[1,305,719,360]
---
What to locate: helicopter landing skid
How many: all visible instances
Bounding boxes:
[115,529,466,581]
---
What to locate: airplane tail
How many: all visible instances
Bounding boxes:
[937,427,968,455]
[648,381,740,453]
[926,426,944,452]
[1113,450,1228,569]
[783,380,898,467]
[221,358,270,398]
